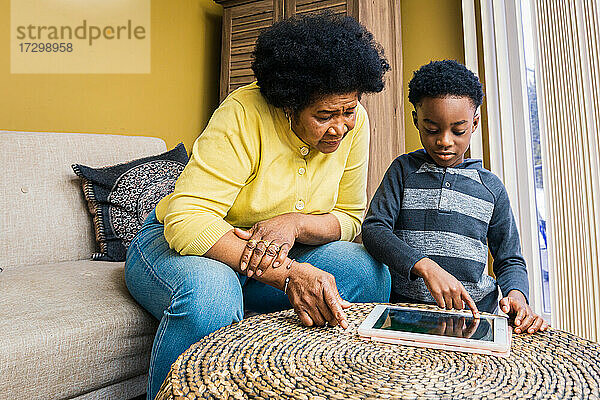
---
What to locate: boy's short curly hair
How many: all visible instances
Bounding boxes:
[408,60,484,109]
[251,13,390,113]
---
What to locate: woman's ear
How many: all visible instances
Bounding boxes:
[412,110,419,130]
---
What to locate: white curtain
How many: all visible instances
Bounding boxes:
[533,0,600,342]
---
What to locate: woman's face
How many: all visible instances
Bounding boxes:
[290,92,359,154]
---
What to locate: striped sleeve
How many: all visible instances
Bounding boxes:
[485,175,530,302]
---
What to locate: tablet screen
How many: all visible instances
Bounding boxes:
[372,307,495,341]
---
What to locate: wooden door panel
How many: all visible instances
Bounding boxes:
[231,30,262,47]
[232,18,273,35]
[220,0,276,98]
[230,44,255,55]
[232,10,273,27]
[229,1,273,18]
[230,68,255,78]
[295,0,347,15]
[230,59,252,70]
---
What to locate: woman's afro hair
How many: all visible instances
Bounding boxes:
[408,60,484,109]
[251,12,390,112]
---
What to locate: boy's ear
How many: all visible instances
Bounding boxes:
[412,110,419,130]
[472,113,480,132]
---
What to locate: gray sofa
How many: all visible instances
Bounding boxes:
[0,131,162,399]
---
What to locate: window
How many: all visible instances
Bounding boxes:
[520,0,551,315]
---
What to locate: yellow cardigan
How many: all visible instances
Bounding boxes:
[155,82,369,256]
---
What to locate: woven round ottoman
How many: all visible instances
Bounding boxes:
[155,303,600,399]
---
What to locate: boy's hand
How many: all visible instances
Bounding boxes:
[412,258,480,318]
[500,290,550,334]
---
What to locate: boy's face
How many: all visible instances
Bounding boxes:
[413,96,479,168]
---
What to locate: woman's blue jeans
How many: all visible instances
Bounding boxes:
[125,210,391,400]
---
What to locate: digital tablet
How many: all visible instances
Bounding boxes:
[358,305,510,353]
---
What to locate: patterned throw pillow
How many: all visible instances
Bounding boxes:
[72,143,188,261]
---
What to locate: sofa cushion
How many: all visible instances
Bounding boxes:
[72,143,188,261]
[0,131,167,269]
[0,261,158,399]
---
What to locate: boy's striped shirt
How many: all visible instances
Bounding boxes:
[362,149,529,307]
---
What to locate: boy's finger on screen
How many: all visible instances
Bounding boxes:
[462,292,479,317]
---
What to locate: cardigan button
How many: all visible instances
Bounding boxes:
[295,200,305,210]
[300,146,309,156]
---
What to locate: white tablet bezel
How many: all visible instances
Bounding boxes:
[357,305,510,352]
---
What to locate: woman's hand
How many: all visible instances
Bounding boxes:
[500,290,549,334]
[285,261,351,329]
[412,258,480,318]
[234,213,301,278]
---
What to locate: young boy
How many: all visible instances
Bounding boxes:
[362,60,548,334]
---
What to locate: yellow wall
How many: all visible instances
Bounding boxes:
[0,0,223,153]
[401,0,465,152]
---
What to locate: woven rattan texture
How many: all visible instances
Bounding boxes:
[156,303,600,399]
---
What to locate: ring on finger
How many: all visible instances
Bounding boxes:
[247,239,258,247]
[268,243,281,252]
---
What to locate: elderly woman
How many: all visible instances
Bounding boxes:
[125,13,391,399]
